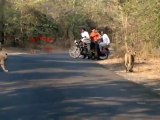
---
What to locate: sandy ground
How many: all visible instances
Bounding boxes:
[97,56,160,95]
[3,47,66,55]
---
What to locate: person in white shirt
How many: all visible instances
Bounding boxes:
[81,28,91,51]
[99,30,110,52]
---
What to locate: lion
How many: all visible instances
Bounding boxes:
[124,50,136,72]
[0,51,8,72]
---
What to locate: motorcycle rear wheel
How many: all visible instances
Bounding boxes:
[99,48,110,60]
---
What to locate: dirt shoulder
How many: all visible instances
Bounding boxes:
[3,47,67,55]
[97,56,160,95]
[3,47,29,55]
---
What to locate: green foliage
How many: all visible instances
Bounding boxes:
[116,0,160,56]
[4,0,58,47]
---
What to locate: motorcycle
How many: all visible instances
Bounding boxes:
[89,42,110,60]
[99,45,110,59]
[69,39,89,58]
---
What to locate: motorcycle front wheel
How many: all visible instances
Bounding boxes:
[69,46,81,58]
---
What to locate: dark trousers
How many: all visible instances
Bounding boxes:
[90,41,100,58]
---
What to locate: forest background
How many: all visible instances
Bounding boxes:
[0,0,160,58]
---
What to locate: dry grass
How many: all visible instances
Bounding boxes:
[97,57,160,80]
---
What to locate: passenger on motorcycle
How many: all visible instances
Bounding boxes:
[90,28,101,42]
[80,28,91,51]
[90,27,101,59]
[99,30,110,52]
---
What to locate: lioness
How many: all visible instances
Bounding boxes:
[0,51,8,72]
[124,51,136,72]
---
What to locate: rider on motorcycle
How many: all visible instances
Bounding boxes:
[80,28,91,51]
[99,30,110,52]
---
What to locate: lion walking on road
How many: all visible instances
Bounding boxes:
[0,43,8,72]
[124,50,136,72]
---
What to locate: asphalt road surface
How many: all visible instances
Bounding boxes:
[0,53,160,120]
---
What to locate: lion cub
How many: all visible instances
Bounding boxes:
[124,50,136,72]
[0,51,8,73]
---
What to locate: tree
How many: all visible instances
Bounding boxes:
[0,0,6,44]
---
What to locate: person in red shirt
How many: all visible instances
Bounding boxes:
[90,28,101,42]
[90,27,101,59]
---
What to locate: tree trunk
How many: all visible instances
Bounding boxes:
[124,14,128,51]
[0,0,5,45]
[122,11,128,51]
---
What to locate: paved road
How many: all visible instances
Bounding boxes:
[0,53,160,120]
